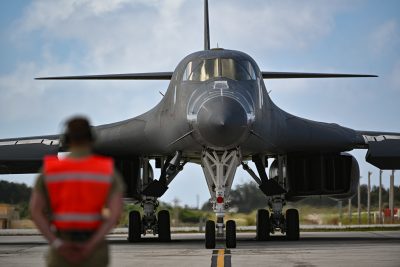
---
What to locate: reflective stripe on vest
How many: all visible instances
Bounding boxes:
[46,173,111,183]
[52,213,103,222]
[44,155,113,230]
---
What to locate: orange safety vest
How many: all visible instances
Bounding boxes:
[44,155,113,230]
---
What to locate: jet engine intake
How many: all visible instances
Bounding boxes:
[270,153,359,201]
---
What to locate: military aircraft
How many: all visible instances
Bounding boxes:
[1,0,399,249]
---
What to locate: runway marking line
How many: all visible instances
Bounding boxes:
[211,249,231,267]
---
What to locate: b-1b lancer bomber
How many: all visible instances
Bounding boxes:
[1,0,399,248]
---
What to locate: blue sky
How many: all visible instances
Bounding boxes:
[0,0,399,207]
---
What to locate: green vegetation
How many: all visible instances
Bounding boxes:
[0,180,31,204]
[0,180,32,219]
[1,179,399,226]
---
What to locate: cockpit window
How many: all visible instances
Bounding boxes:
[183,58,257,82]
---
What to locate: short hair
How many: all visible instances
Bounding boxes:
[63,116,94,145]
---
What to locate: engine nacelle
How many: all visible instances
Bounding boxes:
[269,153,359,201]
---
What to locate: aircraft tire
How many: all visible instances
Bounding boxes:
[226,220,237,248]
[256,209,270,241]
[286,208,300,241]
[128,210,142,242]
[205,220,216,249]
[158,210,171,242]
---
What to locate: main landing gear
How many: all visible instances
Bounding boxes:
[201,149,241,249]
[127,152,185,243]
[127,199,171,242]
[242,156,300,241]
[255,204,300,241]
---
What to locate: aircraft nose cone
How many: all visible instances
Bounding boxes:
[197,96,248,148]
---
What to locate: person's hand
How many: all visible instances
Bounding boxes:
[75,241,97,261]
[56,241,82,264]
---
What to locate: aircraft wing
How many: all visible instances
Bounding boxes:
[36,72,374,80]
[0,135,60,174]
[35,72,173,80]
[261,71,377,79]
[357,131,400,170]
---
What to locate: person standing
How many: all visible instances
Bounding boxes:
[30,117,124,267]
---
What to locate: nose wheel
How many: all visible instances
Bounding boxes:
[205,220,216,249]
[205,219,237,249]
[225,220,237,248]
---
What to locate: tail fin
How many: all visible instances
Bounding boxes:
[204,0,210,50]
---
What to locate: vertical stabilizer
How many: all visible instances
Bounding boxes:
[204,0,210,50]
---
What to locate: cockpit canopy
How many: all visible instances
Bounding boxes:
[183,58,258,82]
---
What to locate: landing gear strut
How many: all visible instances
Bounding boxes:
[201,149,241,249]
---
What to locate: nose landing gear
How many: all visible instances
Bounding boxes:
[201,149,241,249]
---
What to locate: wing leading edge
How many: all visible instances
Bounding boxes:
[36,71,376,81]
[0,135,60,174]
[261,72,377,79]
[36,72,173,80]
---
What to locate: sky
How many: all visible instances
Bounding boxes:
[0,0,399,207]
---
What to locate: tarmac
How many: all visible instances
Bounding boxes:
[0,231,399,267]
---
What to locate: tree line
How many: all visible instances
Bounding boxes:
[203,182,400,213]
[0,180,31,204]
[1,179,399,215]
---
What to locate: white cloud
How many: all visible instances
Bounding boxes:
[14,0,350,73]
[369,19,399,55]
[1,0,352,129]
[211,0,348,53]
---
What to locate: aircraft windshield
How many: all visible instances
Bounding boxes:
[183,58,257,82]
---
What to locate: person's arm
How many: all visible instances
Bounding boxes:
[30,189,83,264]
[80,192,123,257]
[29,189,58,244]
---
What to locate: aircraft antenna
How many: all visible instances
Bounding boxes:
[204,0,210,50]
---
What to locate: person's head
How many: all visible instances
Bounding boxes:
[63,116,95,149]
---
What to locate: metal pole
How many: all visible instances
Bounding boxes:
[348,198,352,224]
[379,170,383,224]
[390,170,395,224]
[339,200,343,226]
[358,176,361,225]
[367,171,371,225]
